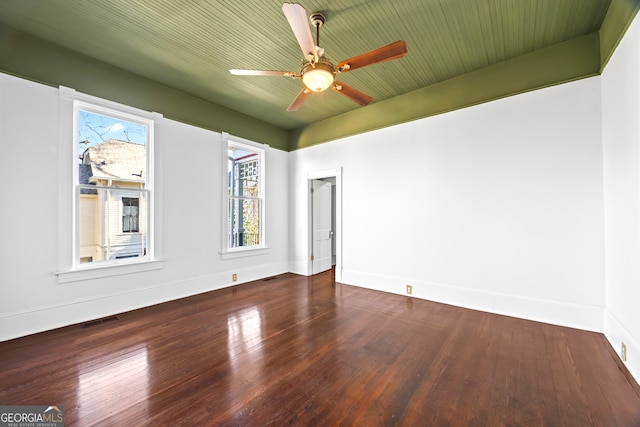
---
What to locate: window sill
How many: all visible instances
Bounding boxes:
[56,259,165,284]
[220,247,270,260]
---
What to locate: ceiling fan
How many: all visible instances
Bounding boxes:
[229,2,407,112]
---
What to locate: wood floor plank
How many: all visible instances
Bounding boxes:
[1,270,639,426]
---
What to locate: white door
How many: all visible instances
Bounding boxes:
[312,180,333,274]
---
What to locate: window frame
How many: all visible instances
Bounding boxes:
[220,132,269,259]
[56,87,164,283]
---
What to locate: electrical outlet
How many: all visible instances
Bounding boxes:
[622,342,627,362]
[406,285,413,295]
[232,273,237,282]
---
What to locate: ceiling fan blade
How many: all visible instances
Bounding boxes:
[287,87,311,112]
[336,40,407,72]
[332,82,373,106]
[282,3,317,62]
[230,69,296,77]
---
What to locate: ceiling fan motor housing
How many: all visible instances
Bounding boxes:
[310,12,325,28]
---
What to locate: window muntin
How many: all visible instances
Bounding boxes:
[75,105,151,266]
[226,141,265,252]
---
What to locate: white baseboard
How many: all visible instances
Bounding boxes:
[604,310,640,385]
[0,262,289,342]
[289,260,310,276]
[288,262,343,281]
[341,269,604,332]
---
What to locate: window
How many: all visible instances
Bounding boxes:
[122,198,140,232]
[222,133,267,257]
[57,87,164,283]
[76,107,150,264]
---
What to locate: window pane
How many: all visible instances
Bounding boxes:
[79,187,148,263]
[228,148,260,198]
[131,215,139,233]
[228,198,261,248]
[122,197,140,233]
[78,110,147,188]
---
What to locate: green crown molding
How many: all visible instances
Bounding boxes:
[290,33,601,150]
[599,0,640,70]
[0,25,289,151]
[290,0,640,151]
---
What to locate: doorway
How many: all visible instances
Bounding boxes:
[308,168,342,280]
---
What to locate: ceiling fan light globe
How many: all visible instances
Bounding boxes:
[303,68,334,92]
[301,60,335,92]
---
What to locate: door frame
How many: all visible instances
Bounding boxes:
[308,168,342,281]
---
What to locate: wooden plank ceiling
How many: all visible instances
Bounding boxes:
[0,0,611,131]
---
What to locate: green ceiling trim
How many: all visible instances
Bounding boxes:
[290,33,600,151]
[598,0,640,70]
[0,26,289,151]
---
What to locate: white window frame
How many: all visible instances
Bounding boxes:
[56,87,164,283]
[220,132,269,259]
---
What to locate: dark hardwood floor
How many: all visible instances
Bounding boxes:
[1,270,639,426]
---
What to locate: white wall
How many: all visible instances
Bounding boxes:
[291,76,606,332]
[5,28,639,386]
[602,12,640,382]
[0,73,289,341]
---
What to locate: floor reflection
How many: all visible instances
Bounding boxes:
[225,305,266,420]
[227,306,264,372]
[77,345,149,422]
